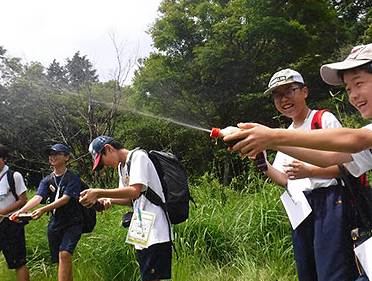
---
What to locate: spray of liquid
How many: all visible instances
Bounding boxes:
[123,106,211,133]
[66,91,212,134]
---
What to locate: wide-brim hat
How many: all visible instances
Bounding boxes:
[320,44,372,85]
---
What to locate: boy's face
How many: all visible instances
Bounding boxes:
[0,157,6,171]
[100,144,120,168]
[272,83,308,119]
[345,70,372,118]
[48,152,69,167]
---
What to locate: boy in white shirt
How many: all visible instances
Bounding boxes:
[0,144,29,281]
[250,69,358,281]
[80,136,171,281]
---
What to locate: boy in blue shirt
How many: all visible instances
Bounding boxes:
[12,143,83,281]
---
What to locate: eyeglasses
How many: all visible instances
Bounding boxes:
[271,87,301,102]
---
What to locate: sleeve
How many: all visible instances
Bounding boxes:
[13,172,27,197]
[344,124,372,177]
[35,177,50,204]
[345,150,372,177]
[63,172,81,199]
[322,111,342,129]
[128,151,149,187]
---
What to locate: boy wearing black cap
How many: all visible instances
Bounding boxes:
[12,143,83,281]
[80,136,172,281]
[0,144,29,281]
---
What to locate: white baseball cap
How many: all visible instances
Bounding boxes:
[320,44,372,85]
[264,68,304,95]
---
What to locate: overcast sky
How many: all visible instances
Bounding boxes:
[0,0,163,83]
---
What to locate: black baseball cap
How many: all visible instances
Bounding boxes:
[46,143,70,156]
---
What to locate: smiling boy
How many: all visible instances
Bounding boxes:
[224,43,372,178]
[11,143,83,281]
[246,69,358,281]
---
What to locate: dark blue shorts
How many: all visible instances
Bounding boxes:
[0,219,27,269]
[137,242,172,281]
[47,219,82,263]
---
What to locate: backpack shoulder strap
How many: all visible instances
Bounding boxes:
[7,170,18,201]
[311,109,328,130]
[126,148,165,207]
[126,147,144,175]
[46,172,54,187]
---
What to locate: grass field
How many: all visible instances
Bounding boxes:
[0,173,297,280]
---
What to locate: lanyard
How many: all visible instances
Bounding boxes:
[52,170,67,215]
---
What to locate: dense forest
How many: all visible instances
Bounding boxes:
[1,0,371,188]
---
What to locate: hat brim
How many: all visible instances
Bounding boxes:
[92,153,103,172]
[320,59,372,85]
[45,148,67,155]
[263,81,298,95]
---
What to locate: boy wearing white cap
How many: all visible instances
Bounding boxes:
[225,43,372,176]
[253,68,358,281]
[224,43,372,281]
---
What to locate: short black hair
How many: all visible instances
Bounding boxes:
[101,140,123,156]
[337,62,372,83]
[0,144,10,159]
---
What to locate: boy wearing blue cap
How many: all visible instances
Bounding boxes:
[80,136,172,281]
[12,143,83,281]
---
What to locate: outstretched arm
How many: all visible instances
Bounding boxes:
[224,123,372,156]
[79,185,143,208]
[276,147,353,168]
[31,195,71,219]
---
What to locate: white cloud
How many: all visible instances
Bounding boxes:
[0,0,163,83]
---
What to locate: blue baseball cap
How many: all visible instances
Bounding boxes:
[89,136,113,171]
[46,143,70,155]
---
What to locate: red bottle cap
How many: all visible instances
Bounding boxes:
[210,128,220,138]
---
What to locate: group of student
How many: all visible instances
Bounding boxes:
[2,42,372,281]
[224,42,372,281]
[1,138,172,281]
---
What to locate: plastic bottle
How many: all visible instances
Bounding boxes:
[210,127,268,172]
[210,126,242,146]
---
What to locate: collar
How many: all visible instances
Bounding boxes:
[0,165,9,178]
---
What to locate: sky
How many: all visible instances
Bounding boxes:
[0,0,163,84]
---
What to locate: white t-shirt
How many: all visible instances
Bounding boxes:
[0,165,27,218]
[345,123,372,177]
[119,150,170,249]
[273,110,341,191]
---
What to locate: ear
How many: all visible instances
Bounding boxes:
[301,86,309,99]
[104,143,114,153]
[64,155,70,162]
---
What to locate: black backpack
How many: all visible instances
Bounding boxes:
[7,169,18,200]
[47,170,96,234]
[338,165,372,232]
[127,148,194,225]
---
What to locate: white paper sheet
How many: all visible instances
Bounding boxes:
[280,188,312,230]
[354,236,372,279]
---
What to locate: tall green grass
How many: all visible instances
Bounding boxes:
[0,173,297,280]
